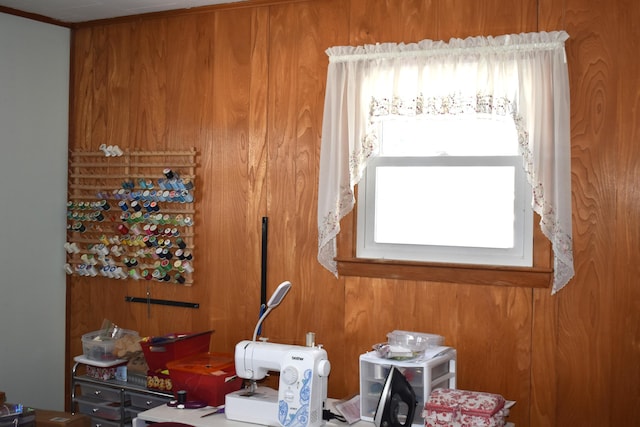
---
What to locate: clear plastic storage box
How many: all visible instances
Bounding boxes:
[82,329,139,361]
[359,349,457,427]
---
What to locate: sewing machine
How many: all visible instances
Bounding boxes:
[225,339,331,427]
[224,281,331,427]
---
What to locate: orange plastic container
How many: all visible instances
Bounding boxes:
[167,352,243,407]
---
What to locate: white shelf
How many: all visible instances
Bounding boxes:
[74,354,128,367]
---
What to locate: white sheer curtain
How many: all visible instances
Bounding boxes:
[318,31,574,294]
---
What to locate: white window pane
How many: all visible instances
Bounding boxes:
[374,166,516,248]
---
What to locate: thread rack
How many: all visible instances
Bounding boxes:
[65,149,197,286]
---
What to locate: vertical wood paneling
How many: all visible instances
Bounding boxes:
[349,0,439,45]
[66,1,640,425]
[105,23,132,149]
[131,18,168,149]
[266,0,350,394]
[612,0,640,424]
[437,0,537,40]
[553,0,618,425]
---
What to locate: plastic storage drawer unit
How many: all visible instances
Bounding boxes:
[359,349,457,427]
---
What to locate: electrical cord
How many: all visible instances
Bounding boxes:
[323,409,347,423]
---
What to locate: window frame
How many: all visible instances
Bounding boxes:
[356,154,535,268]
[336,198,553,288]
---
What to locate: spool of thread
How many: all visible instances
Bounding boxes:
[111,145,123,156]
[99,144,111,156]
[163,168,177,180]
[117,224,129,235]
[115,267,127,279]
[183,178,194,190]
[129,269,140,280]
[306,332,316,347]
[175,273,186,284]
[64,263,73,275]
[176,238,186,249]
[182,261,193,273]
[101,265,111,277]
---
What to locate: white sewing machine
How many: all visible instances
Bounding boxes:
[225,340,331,427]
[225,281,331,427]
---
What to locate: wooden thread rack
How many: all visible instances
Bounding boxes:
[66,149,197,286]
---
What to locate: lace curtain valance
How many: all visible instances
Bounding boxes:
[317,31,574,294]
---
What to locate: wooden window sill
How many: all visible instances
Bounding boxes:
[336,257,553,288]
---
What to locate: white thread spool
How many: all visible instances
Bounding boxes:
[306,332,315,347]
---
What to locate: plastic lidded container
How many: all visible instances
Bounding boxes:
[387,330,444,352]
[82,329,139,361]
[167,352,242,407]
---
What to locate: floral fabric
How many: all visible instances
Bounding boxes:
[423,388,508,427]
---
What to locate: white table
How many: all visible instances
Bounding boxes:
[132,400,515,427]
[133,400,357,427]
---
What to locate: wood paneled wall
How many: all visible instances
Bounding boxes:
[67,1,640,426]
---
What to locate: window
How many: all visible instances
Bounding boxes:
[318,32,574,293]
[356,116,533,268]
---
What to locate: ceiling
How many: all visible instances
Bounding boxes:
[0,0,247,23]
